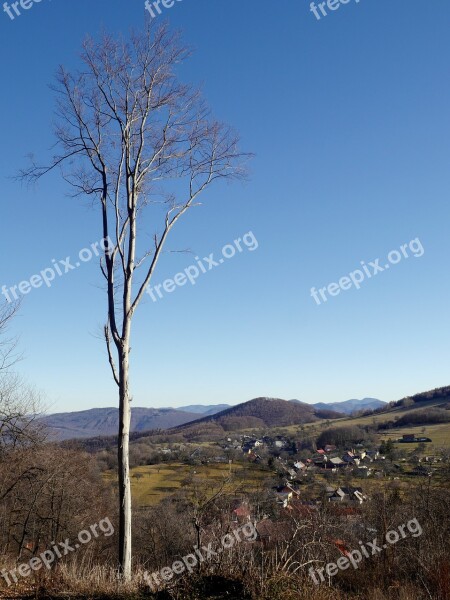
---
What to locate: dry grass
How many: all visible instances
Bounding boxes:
[0,562,441,600]
[104,462,269,507]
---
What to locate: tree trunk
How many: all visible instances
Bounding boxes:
[118,346,132,581]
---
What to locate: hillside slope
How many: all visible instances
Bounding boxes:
[174,397,343,432]
[40,407,200,441]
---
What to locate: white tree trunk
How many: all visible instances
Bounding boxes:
[118,346,132,580]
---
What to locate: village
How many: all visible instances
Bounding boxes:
[140,428,445,520]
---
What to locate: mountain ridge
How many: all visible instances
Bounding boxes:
[172,397,344,431]
[40,407,200,441]
[311,397,385,414]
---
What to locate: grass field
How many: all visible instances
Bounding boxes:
[248,401,450,450]
[377,422,450,449]
[106,461,272,506]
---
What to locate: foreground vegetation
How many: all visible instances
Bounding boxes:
[2,397,450,599]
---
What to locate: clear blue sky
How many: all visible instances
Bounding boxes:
[1,0,449,413]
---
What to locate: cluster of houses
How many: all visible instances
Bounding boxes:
[221,435,291,463]
[226,435,389,482]
[272,446,384,481]
[273,481,369,508]
[308,448,381,474]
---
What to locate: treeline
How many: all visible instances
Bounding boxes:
[379,407,450,430]
[316,425,376,449]
[391,385,450,409]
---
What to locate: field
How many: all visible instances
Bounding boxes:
[257,400,450,450]
[106,461,272,506]
[377,422,450,449]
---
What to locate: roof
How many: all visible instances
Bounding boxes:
[233,506,251,518]
[339,486,363,495]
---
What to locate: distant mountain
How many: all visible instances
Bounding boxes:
[311,398,385,415]
[177,404,231,415]
[175,397,344,432]
[40,407,200,441]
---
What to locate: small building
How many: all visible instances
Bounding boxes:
[294,460,306,470]
[329,457,345,468]
[329,486,367,504]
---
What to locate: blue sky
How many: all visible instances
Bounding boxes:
[1,0,449,413]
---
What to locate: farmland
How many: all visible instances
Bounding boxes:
[106,461,272,507]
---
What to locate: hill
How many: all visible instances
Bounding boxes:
[174,397,344,432]
[177,404,231,415]
[390,385,450,408]
[304,385,450,450]
[40,407,200,441]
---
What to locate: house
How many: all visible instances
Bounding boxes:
[354,466,372,478]
[399,434,432,443]
[366,450,379,459]
[329,457,345,468]
[329,487,367,504]
[242,440,264,453]
[342,452,360,466]
[362,450,378,463]
[294,460,306,470]
[287,468,297,479]
[242,439,263,452]
[275,484,300,504]
[324,486,336,500]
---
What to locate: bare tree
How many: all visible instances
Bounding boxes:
[0,301,45,453]
[0,374,44,455]
[0,301,21,373]
[19,23,250,580]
